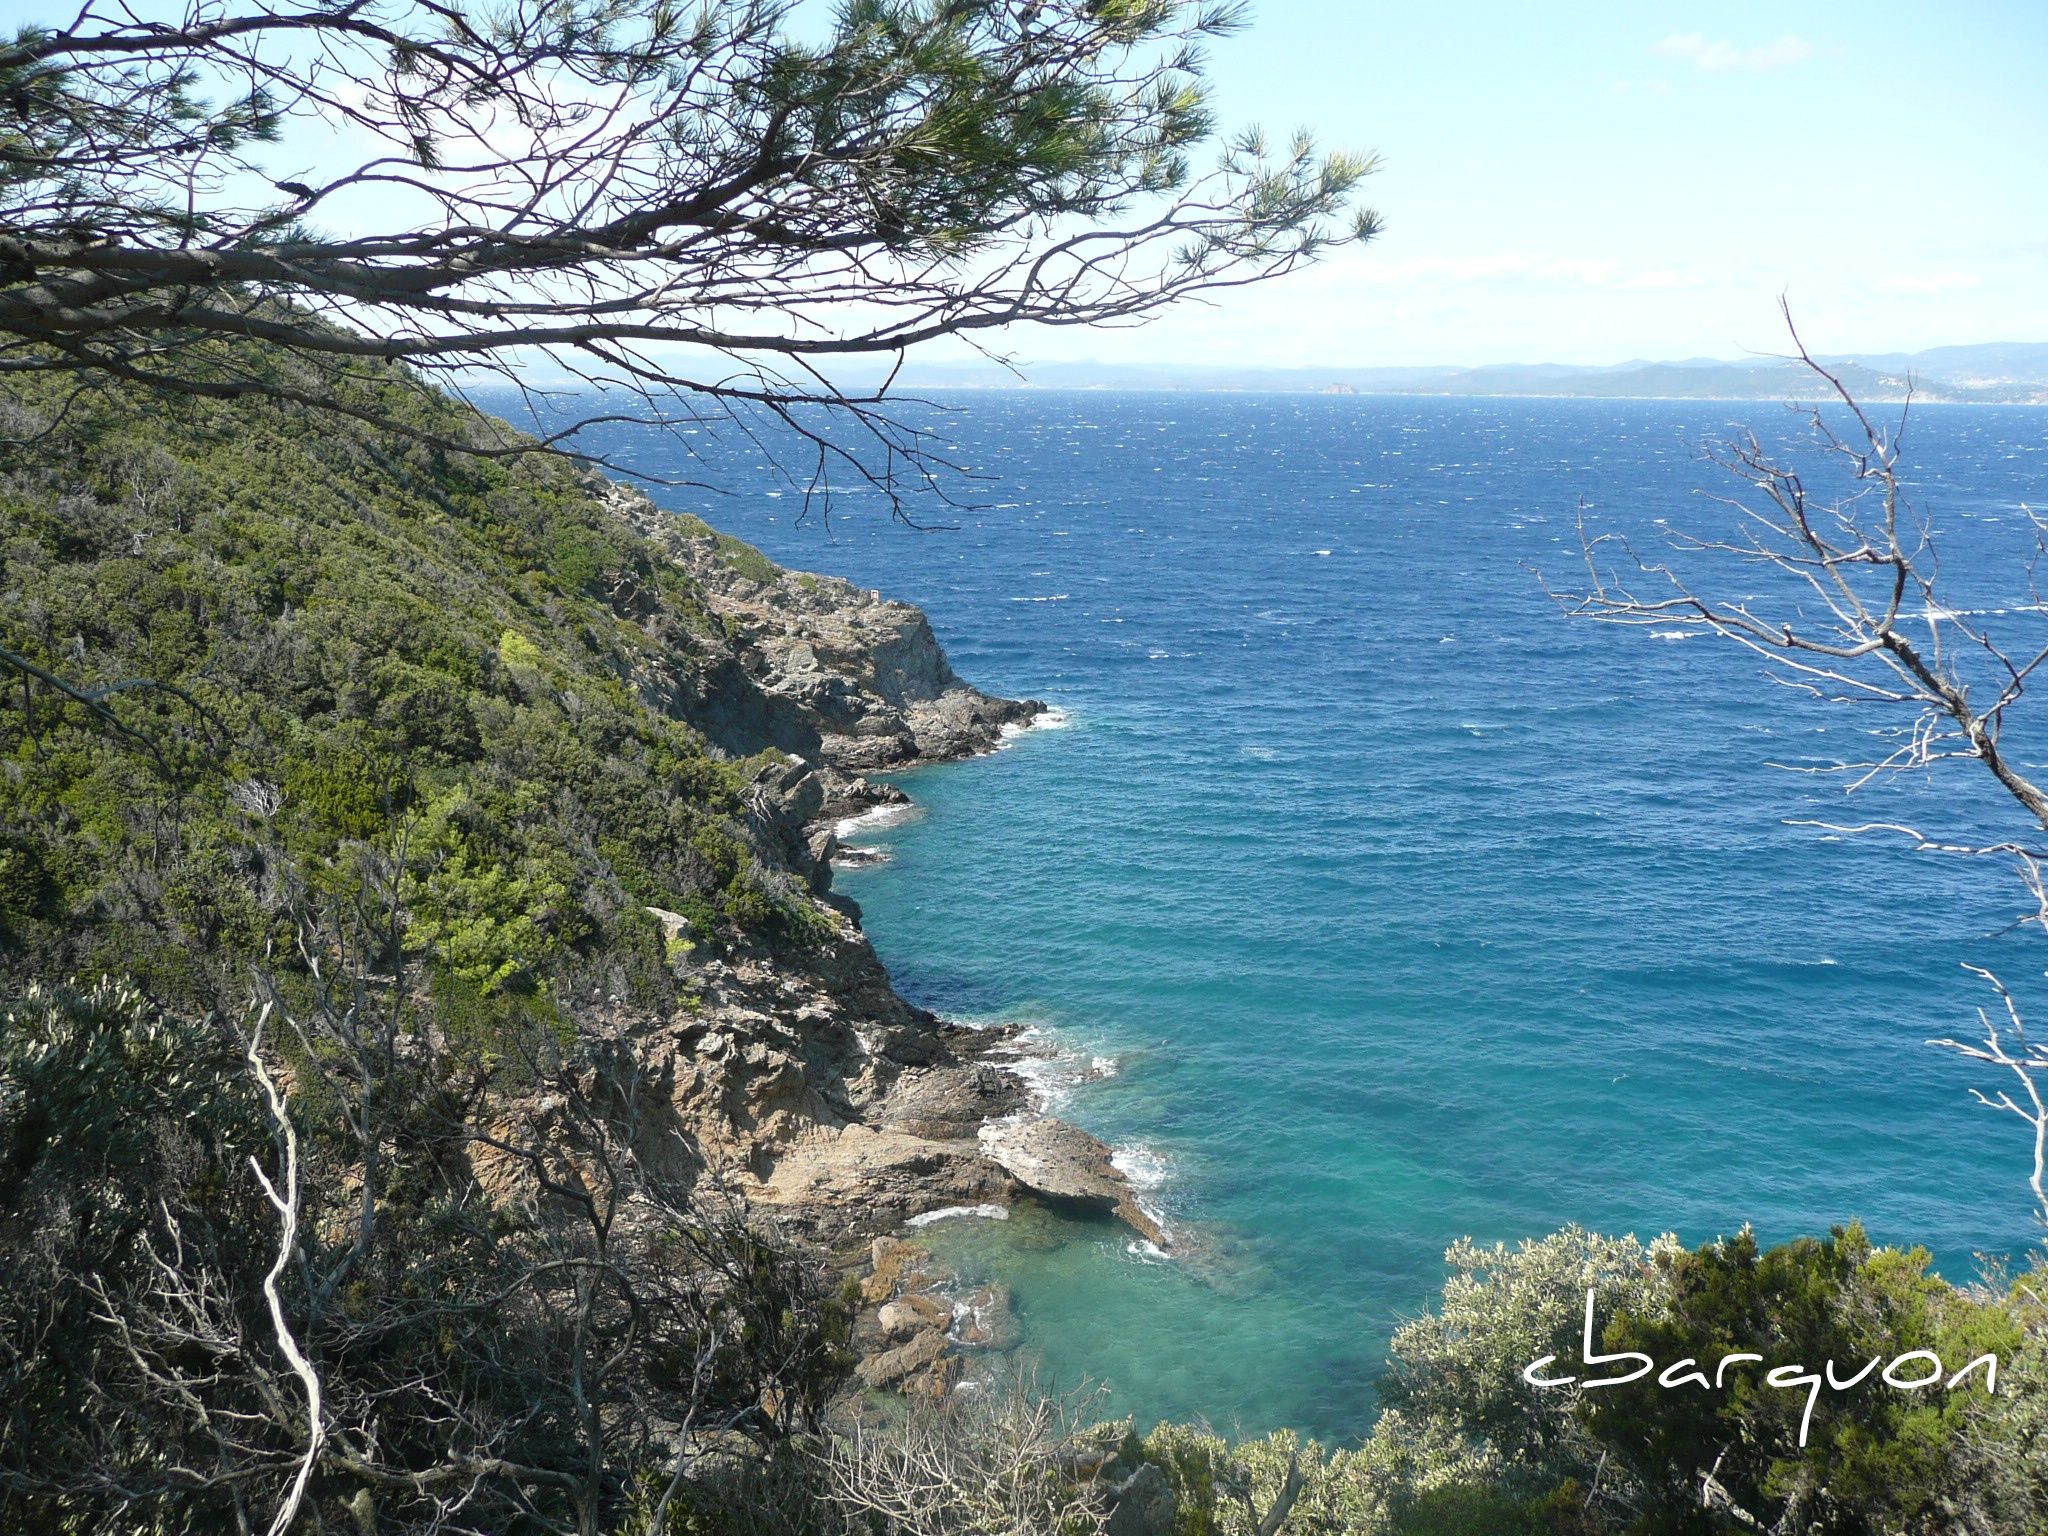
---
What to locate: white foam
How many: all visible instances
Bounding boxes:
[1111,1141,1171,1191]
[1112,1142,1175,1248]
[999,706,1073,741]
[1650,628,1696,642]
[907,1204,1009,1227]
[832,845,892,868]
[992,1025,1116,1114]
[833,801,916,838]
[1313,548,1333,557]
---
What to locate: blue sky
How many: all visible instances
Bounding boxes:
[1042,1,2048,368]
[31,1,2037,373]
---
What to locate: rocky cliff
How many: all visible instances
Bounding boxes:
[608,484,1038,809]
[0,357,1151,1405]
[588,484,1162,1271]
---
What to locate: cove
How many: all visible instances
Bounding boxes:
[613,389,2045,1438]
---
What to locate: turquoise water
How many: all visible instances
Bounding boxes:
[587,392,2047,1440]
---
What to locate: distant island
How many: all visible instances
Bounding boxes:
[874,341,2048,404]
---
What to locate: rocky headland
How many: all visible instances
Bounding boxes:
[598,485,1158,1391]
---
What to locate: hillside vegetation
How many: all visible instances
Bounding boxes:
[1,359,2045,1534]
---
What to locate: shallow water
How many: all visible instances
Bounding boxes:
[580,391,2048,1440]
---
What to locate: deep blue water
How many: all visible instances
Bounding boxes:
[567,391,2048,1441]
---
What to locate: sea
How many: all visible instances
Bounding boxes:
[560,389,2048,1442]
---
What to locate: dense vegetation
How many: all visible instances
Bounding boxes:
[1139,1227,2044,1535]
[2,359,2044,1533]
[0,351,826,1013]
[0,353,865,1532]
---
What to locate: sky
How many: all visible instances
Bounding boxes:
[20,0,2041,375]
[1019,1,2048,369]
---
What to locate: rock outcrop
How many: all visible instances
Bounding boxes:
[570,485,1162,1395]
[608,485,1043,789]
[980,1117,1167,1248]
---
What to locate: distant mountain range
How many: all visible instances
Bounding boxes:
[878,342,2048,403]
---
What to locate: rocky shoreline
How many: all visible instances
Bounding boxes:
[602,486,1158,1395]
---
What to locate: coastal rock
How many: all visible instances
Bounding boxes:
[855,1325,949,1391]
[956,1282,1018,1351]
[575,480,1164,1409]
[820,775,911,824]
[978,1118,1167,1248]
[755,1124,1018,1246]
[878,1294,953,1340]
[870,1235,918,1273]
[1105,1463,1177,1536]
[609,485,1043,775]
[879,1055,1031,1140]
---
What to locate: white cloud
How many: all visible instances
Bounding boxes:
[1650,32,1815,73]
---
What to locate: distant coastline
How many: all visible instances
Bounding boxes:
[823,341,2048,405]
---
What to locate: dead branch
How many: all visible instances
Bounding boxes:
[1543,301,2048,1230]
[243,1002,326,1536]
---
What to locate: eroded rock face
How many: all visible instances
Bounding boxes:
[568,482,1166,1378]
[608,485,1042,779]
[855,1325,949,1391]
[979,1118,1167,1248]
[1105,1462,1178,1536]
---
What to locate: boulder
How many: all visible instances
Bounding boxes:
[878,1293,953,1340]
[1105,1462,1176,1536]
[855,1325,948,1390]
[978,1117,1167,1248]
[861,1236,933,1306]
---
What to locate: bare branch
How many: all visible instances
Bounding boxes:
[1543,305,2048,1229]
[242,1002,326,1536]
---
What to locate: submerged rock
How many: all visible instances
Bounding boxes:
[978,1117,1167,1248]
[956,1281,1018,1351]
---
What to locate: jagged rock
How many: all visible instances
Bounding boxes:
[978,1117,1166,1247]
[753,1124,1016,1249]
[609,485,1043,773]
[1105,1463,1177,1536]
[878,1293,953,1340]
[855,1325,948,1390]
[862,1237,933,1305]
[880,1057,1031,1140]
[818,773,910,823]
[870,1235,909,1271]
